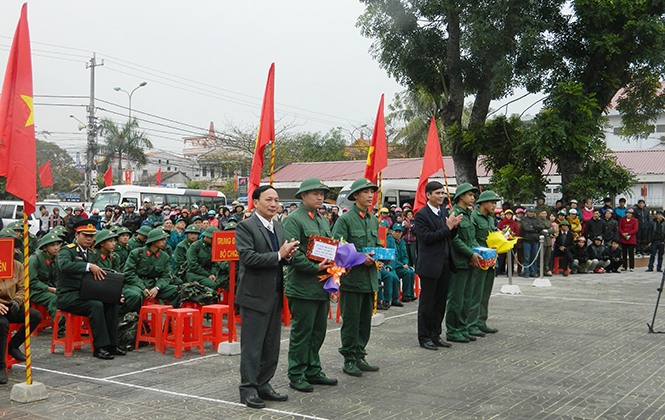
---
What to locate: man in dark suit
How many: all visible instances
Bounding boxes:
[553,220,574,276]
[413,181,462,350]
[235,185,299,409]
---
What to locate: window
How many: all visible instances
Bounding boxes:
[202,167,207,177]
[657,125,665,133]
[167,166,171,171]
[613,127,621,135]
[142,170,148,177]
[0,205,14,218]
[166,160,170,164]
[175,167,178,171]
[158,159,162,164]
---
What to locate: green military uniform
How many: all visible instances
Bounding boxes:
[126,226,151,253]
[447,183,480,342]
[173,224,200,278]
[283,179,337,389]
[185,226,227,289]
[471,191,501,334]
[124,229,179,304]
[331,178,381,376]
[113,227,132,270]
[386,225,416,300]
[8,222,38,256]
[29,233,63,319]
[56,221,120,351]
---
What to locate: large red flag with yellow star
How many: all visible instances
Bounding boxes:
[0,4,36,215]
[414,117,445,212]
[363,94,387,206]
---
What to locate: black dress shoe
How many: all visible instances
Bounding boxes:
[392,301,404,307]
[8,346,26,362]
[107,346,127,356]
[93,348,114,360]
[433,337,452,348]
[419,340,438,351]
[258,389,288,402]
[241,394,265,409]
[447,336,470,343]
[0,369,7,384]
[401,296,413,302]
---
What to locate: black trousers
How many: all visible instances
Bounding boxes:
[57,296,118,349]
[239,290,282,398]
[417,264,450,343]
[0,306,42,368]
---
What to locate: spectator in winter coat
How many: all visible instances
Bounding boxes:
[602,208,619,244]
[553,221,574,276]
[567,209,582,238]
[569,236,591,274]
[581,199,595,228]
[647,210,665,272]
[606,239,624,273]
[615,198,627,220]
[584,209,604,243]
[633,200,651,255]
[588,236,610,273]
[619,209,639,271]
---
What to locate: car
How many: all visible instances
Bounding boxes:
[0,201,66,235]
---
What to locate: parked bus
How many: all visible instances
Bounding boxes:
[90,185,226,212]
[336,179,456,210]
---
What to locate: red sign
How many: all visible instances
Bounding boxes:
[0,239,15,280]
[379,225,387,247]
[124,169,132,185]
[212,230,239,262]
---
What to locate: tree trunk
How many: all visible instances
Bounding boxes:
[558,156,584,203]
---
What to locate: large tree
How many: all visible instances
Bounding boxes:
[358,0,565,185]
[99,118,153,172]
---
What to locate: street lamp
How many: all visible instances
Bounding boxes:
[114,81,147,120]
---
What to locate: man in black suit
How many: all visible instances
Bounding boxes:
[235,185,299,409]
[553,220,574,276]
[413,181,462,350]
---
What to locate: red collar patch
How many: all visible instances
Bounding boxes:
[45,259,50,266]
[308,211,314,219]
[358,211,365,218]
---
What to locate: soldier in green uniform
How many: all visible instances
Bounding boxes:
[186,226,227,289]
[283,178,337,392]
[124,228,179,304]
[8,221,38,256]
[470,190,501,335]
[57,219,126,360]
[29,232,63,320]
[331,178,382,377]
[173,224,201,278]
[52,225,69,243]
[386,223,415,303]
[114,227,132,269]
[126,225,152,252]
[0,229,22,262]
[446,183,482,343]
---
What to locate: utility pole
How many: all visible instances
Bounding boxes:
[85,53,103,201]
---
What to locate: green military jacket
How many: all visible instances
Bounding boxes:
[114,242,130,270]
[451,203,479,270]
[29,250,58,293]
[331,204,380,293]
[28,234,38,256]
[185,239,226,283]
[283,203,332,301]
[472,209,497,247]
[386,236,409,270]
[56,243,92,296]
[126,236,146,253]
[92,249,123,271]
[173,238,194,276]
[124,246,172,291]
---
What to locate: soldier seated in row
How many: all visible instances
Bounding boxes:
[124,228,179,304]
[173,224,201,279]
[29,232,63,323]
[186,226,228,290]
[8,221,38,256]
[57,219,126,360]
[113,227,132,268]
[127,225,152,253]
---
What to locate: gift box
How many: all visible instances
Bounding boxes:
[472,247,497,260]
[306,235,339,262]
[362,247,395,261]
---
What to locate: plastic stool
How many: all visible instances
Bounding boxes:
[31,303,54,336]
[136,304,171,351]
[201,304,232,348]
[553,257,570,275]
[181,301,203,311]
[282,294,291,327]
[5,323,22,369]
[162,308,204,358]
[51,310,93,356]
[414,274,421,298]
[143,297,160,306]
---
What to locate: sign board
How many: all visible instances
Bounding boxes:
[212,230,239,262]
[379,226,387,247]
[0,239,15,280]
[58,193,82,202]
[124,169,132,185]
[238,177,248,195]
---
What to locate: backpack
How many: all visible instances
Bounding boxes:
[117,312,150,351]
[172,281,219,308]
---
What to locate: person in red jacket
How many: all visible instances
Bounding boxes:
[619,208,639,271]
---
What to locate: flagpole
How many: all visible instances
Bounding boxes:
[378,171,382,209]
[269,141,275,186]
[22,209,32,385]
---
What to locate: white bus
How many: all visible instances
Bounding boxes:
[336,179,456,210]
[90,185,227,212]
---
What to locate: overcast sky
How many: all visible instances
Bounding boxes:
[0,1,543,159]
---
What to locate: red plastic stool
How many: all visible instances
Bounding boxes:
[162,308,204,358]
[282,294,291,327]
[135,304,171,351]
[5,323,22,369]
[201,304,232,348]
[51,311,93,356]
[31,303,53,336]
[414,274,421,298]
[143,297,160,306]
[553,257,570,275]
[181,301,203,311]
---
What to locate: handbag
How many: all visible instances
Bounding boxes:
[80,269,124,304]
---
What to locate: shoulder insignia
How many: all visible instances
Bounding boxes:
[66,243,76,248]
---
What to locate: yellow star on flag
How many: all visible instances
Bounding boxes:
[366,146,374,166]
[20,94,34,127]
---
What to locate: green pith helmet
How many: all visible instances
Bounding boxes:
[347,178,379,201]
[136,226,152,237]
[0,229,15,239]
[476,190,501,204]
[39,233,63,249]
[184,224,200,234]
[146,228,169,244]
[52,226,68,238]
[295,177,330,199]
[560,220,570,226]
[109,225,119,234]
[224,220,237,231]
[202,226,220,238]
[7,221,23,231]
[94,230,118,247]
[116,227,132,236]
[453,183,479,203]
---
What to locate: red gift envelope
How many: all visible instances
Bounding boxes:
[306,235,339,262]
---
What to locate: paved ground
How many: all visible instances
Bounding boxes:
[1,266,665,419]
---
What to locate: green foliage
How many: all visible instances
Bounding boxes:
[276,129,349,164]
[35,138,83,197]
[99,118,153,172]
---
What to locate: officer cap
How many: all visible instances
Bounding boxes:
[39,233,63,249]
[191,215,203,222]
[145,228,169,244]
[380,220,390,228]
[94,230,118,247]
[453,183,479,203]
[136,226,153,237]
[295,177,330,199]
[184,224,201,234]
[476,190,501,204]
[201,226,220,238]
[392,223,403,231]
[347,178,379,201]
[224,220,237,231]
[73,219,98,235]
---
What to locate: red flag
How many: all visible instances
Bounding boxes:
[247,63,275,210]
[363,94,388,184]
[38,161,53,187]
[413,117,444,212]
[156,167,162,186]
[103,166,113,187]
[0,4,36,215]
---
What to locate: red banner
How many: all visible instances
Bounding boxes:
[212,230,239,262]
[0,239,15,279]
[124,169,132,185]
